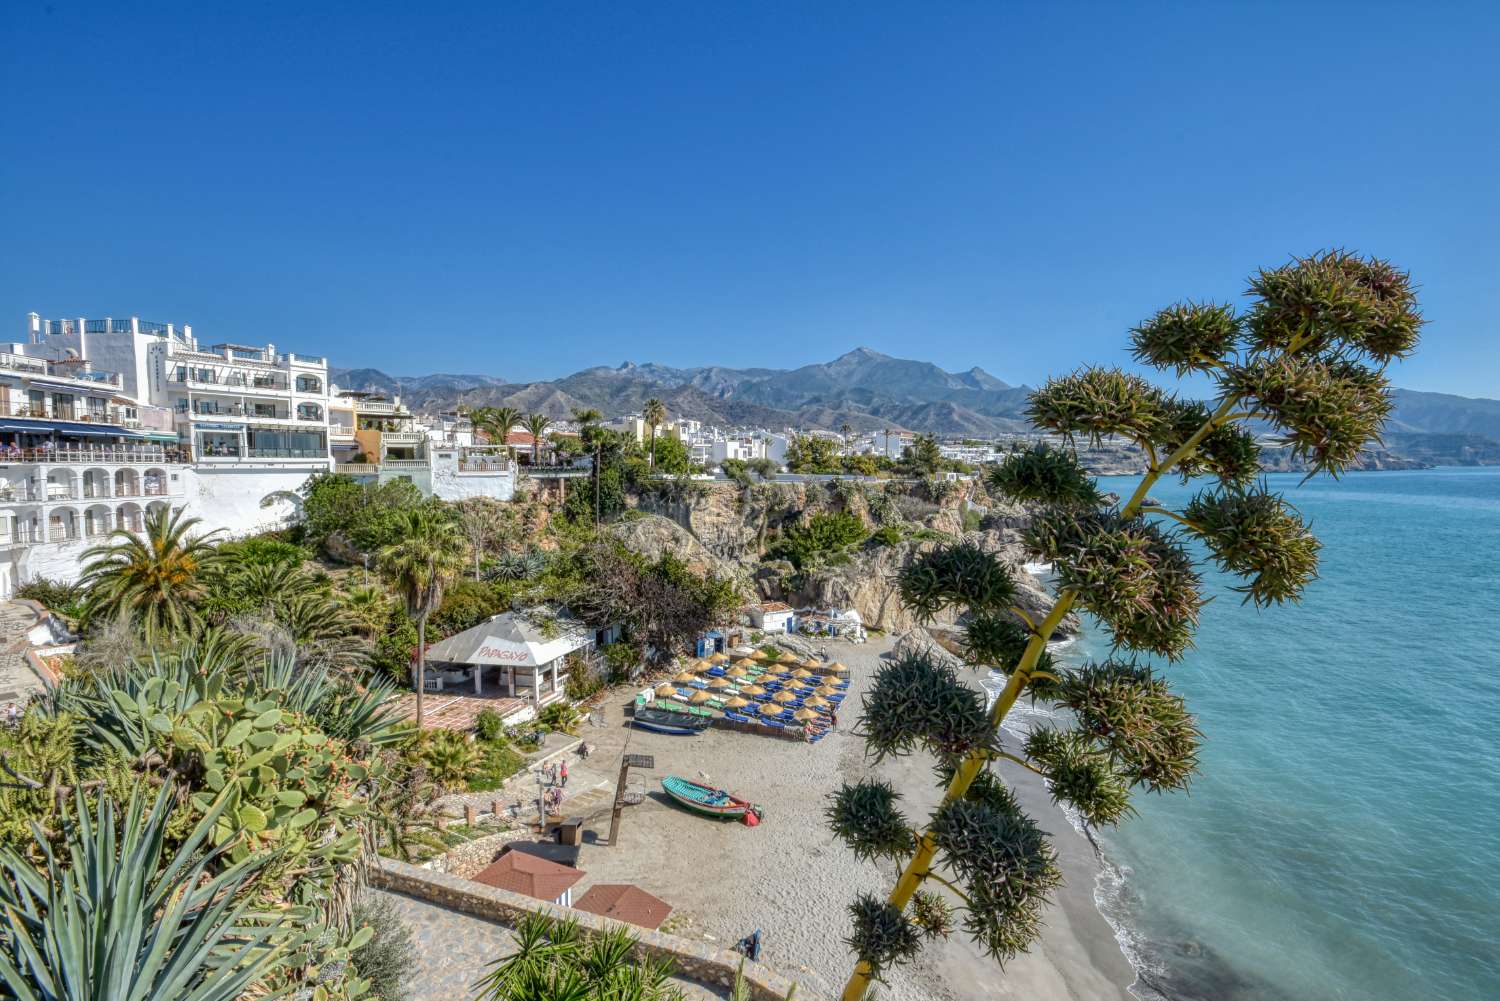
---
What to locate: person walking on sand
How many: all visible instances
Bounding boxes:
[560,760,569,787]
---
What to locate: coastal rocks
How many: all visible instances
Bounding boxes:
[795,540,945,633]
[610,513,748,586]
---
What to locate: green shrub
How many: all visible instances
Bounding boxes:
[467,741,527,792]
[600,641,641,683]
[961,507,984,533]
[475,709,505,742]
[352,894,417,1001]
[871,525,904,547]
[412,730,481,790]
[538,702,580,733]
[771,511,869,568]
[15,577,83,612]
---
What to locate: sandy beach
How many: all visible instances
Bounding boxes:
[553,633,1139,1001]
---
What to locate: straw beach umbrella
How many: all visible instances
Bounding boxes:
[672,670,698,683]
[726,666,748,679]
[806,695,831,709]
[802,657,821,668]
[824,661,849,674]
[707,677,733,690]
[709,652,729,665]
[654,684,677,698]
[724,696,750,709]
[790,668,814,679]
[793,708,818,721]
[814,685,840,697]
[750,649,769,660]
[690,690,714,704]
[772,690,798,704]
[739,684,765,696]
[758,703,785,717]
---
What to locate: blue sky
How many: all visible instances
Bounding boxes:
[2,2,1496,396]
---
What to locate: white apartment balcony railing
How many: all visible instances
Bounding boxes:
[0,352,48,376]
[0,445,185,465]
[335,463,378,474]
[353,401,407,416]
[457,458,514,473]
[380,430,427,443]
[1,402,130,424]
[289,353,326,365]
[168,374,290,395]
[380,458,430,469]
[178,403,294,421]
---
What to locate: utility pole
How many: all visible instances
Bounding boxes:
[607,753,654,846]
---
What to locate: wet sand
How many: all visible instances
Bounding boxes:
[559,633,1138,1000]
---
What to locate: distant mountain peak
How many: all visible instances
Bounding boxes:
[833,346,890,363]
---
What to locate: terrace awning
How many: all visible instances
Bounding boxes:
[0,420,146,438]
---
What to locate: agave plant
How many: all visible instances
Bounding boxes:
[0,786,291,1001]
[831,252,1422,999]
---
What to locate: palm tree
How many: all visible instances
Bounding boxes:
[379,507,465,728]
[883,426,893,459]
[80,506,221,639]
[523,412,550,465]
[643,397,667,470]
[840,421,854,456]
[572,408,605,524]
[341,584,392,639]
[476,406,521,458]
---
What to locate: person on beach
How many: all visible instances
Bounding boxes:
[560,760,569,787]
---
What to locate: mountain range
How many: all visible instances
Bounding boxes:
[331,347,1036,436]
[329,348,1500,462]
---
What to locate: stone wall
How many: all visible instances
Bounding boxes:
[369,857,818,1001]
[430,829,531,878]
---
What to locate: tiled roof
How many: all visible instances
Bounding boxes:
[472,852,584,902]
[572,883,673,930]
[760,602,793,613]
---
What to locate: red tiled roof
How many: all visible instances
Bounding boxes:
[572,884,673,930]
[506,431,538,445]
[760,602,793,613]
[472,851,584,902]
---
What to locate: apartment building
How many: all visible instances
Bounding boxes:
[332,392,516,501]
[4,313,339,588]
[0,344,188,596]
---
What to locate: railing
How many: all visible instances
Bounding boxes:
[0,352,48,375]
[380,458,429,468]
[245,448,328,459]
[520,464,590,477]
[0,446,184,465]
[457,459,514,473]
[289,353,326,365]
[179,404,293,420]
[335,463,378,474]
[380,430,426,442]
[169,373,289,393]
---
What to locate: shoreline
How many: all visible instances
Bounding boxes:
[563,632,1139,1001]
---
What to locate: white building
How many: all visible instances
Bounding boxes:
[3,313,340,589]
[0,346,188,595]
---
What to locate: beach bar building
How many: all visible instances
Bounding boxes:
[422,608,618,709]
[750,601,796,634]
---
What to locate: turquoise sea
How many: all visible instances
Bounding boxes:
[1064,468,1500,1001]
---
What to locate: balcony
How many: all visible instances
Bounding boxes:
[0,445,184,465]
[381,430,427,443]
[245,448,328,460]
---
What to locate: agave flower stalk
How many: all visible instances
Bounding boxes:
[834,251,1423,999]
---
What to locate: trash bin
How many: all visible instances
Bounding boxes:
[557,816,584,846]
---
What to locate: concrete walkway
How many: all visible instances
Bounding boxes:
[369,887,729,1000]
[0,602,47,708]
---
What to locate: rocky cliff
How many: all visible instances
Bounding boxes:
[618,479,1077,638]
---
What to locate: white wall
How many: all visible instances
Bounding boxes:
[185,465,319,538]
[430,452,516,501]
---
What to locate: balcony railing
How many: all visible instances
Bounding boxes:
[245,448,328,459]
[380,458,429,469]
[457,458,514,473]
[0,445,184,465]
[289,353,326,365]
[335,463,378,474]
